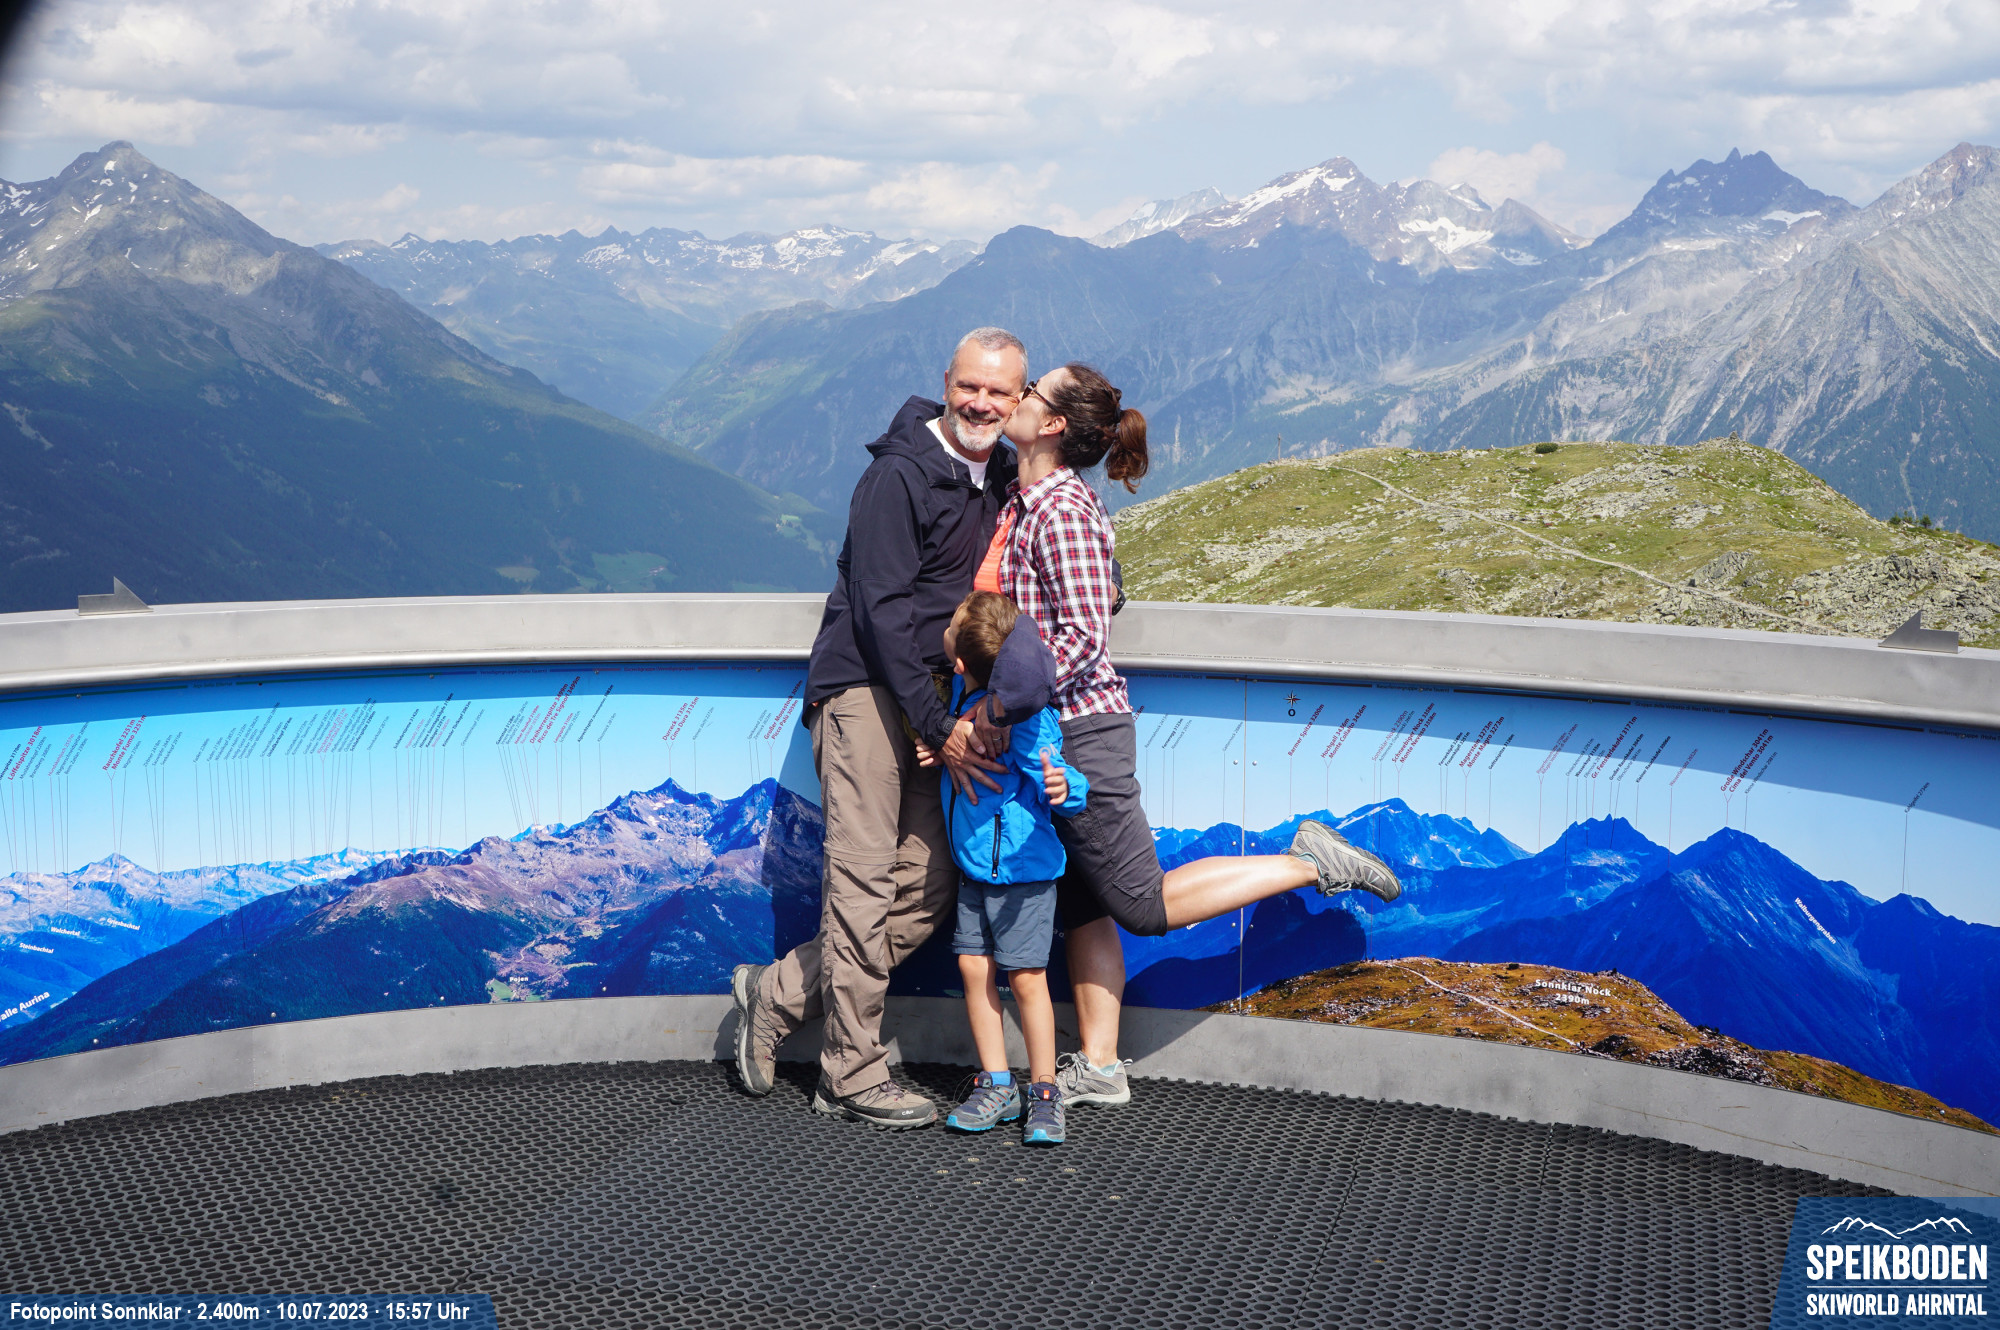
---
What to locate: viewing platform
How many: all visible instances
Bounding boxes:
[1,593,1996,1330]
[1,1054,1864,1329]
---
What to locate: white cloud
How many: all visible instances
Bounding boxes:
[20,83,217,145]
[2,0,1998,244]
[862,161,1065,239]
[1421,140,1635,236]
[1426,142,1567,209]
[577,153,872,207]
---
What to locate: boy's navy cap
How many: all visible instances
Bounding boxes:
[988,615,1057,726]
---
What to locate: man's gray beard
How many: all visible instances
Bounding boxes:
[946,404,1005,452]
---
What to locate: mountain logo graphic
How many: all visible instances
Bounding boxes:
[1820,1216,1975,1242]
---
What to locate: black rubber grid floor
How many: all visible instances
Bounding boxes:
[0,1059,1886,1329]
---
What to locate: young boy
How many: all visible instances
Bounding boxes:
[938,590,1088,1145]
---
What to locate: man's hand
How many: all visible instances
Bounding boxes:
[1040,748,1069,806]
[971,693,1011,759]
[941,714,1006,801]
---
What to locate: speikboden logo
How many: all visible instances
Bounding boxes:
[1770,1198,1994,1327]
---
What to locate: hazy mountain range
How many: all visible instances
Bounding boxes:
[318,227,976,420]
[647,144,2000,543]
[8,137,2000,609]
[0,143,838,613]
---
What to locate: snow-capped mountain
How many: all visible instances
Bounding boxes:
[1172,158,1583,270]
[1091,188,1229,248]
[321,225,976,419]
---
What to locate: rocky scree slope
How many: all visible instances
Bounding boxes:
[0,143,836,612]
[1113,438,2000,646]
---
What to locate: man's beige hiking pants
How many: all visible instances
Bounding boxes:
[765,684,956,1096]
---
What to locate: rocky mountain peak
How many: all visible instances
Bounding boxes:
[1091,186,1230,247]
[1180,157,1370,242]
[1860,141,2000,228]
[1172,154,1575,271]
[1596,147,1854,247]
[0,139,338,312]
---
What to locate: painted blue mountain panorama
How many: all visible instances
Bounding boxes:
[1,664,1996,1127]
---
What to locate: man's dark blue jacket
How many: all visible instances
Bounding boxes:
[806,396,1055,748]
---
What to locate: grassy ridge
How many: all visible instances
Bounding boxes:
[1115,439,2000,647]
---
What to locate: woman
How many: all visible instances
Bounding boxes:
[985,363,1402,1107]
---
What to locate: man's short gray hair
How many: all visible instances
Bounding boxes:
[950,327,1027,380]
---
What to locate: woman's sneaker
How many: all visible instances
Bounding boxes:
[1054,1051,1131,1106]
[1022,1081,1066,1145]
[945,1072,1023,1132]
[1288,819,1402,902]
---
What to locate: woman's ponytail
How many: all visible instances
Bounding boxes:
[1104,406,1149,492]
[1049,364,1149,492]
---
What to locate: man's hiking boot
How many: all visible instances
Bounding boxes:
[1053,1051,1131,1106]
[812,1075,937,1129]
[1022,1081,1066,1145]
[1288,819,1402,902]
[731,963,782,1096]
[945,1071,1023,1132]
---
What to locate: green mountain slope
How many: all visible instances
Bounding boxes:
[0,143,835,612]
[1114,438,2000,647]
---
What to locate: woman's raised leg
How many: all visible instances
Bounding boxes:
[1160,854,1316,930]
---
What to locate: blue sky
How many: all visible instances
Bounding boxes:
[3,1,1999,245]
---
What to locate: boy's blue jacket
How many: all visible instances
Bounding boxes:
[942,679,1088,885]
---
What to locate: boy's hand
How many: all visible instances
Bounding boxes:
[913,739,939,767]
[1040,748,1069,805]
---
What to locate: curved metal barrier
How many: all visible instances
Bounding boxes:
[0,594,1995,1196]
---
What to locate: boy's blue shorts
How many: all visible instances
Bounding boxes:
[953,878,1058,971]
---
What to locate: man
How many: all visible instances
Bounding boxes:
[731,327,1053,1128]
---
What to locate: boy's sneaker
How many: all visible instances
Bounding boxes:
[945,1072,1023,1132]
[731,963,782,1096]
[811,1075,937,1129]
[1288,819,1402,902]
[1054,1051,1131,1106]
[1022,1081,1066,1145]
